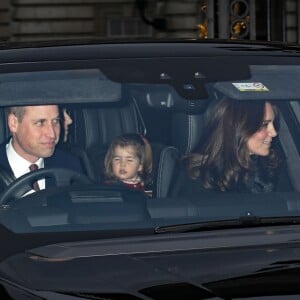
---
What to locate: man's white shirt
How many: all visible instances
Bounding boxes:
[6,139,45,194]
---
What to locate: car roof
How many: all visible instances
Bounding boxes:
[0,39,300,63]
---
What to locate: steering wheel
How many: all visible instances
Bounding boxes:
[0,165,15,187]
[0,168,93,205]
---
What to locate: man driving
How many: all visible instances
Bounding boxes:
[0,105,83,192]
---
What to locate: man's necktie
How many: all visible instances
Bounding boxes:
[29,164,40,191]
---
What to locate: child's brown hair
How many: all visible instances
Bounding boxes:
[104,133,152,184]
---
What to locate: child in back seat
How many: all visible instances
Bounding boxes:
[104,133,152,196]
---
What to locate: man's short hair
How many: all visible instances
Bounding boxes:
[6,106,27,122]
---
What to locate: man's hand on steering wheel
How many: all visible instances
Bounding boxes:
[0,168,92,205]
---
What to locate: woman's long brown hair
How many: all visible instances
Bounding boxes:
[187,97,279,191]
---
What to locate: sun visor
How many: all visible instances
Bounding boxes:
[0,69,121,106]
[213,65,300,101]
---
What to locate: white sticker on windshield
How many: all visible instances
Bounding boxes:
[232,82,269,92]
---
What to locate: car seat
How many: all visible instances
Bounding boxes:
[171,112,205,155]
[0,108,16,187]
[68,98,179,198]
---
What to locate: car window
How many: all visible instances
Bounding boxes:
[0,43,298,235]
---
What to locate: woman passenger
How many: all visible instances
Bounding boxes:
[171,97,292,196]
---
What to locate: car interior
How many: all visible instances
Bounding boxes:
[0,61,299,234]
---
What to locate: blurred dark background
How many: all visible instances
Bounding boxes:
[0,0,298,43]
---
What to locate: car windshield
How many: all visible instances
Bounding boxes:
[0,41,299,239]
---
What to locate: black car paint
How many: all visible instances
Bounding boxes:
[0,40,299,299]
[2,225,300,299]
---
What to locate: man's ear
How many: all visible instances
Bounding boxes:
[7,113,18,133]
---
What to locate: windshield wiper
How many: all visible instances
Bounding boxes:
[155,215,300,233]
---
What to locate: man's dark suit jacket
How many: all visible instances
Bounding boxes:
[0,142,83,189]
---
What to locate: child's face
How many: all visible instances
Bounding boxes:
[112,145,143,181]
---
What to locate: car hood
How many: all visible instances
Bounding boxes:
[1,225,300,299]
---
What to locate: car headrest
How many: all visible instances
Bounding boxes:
[0,108,10,145]
[171,112,205,154]
[72,100,145,151]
